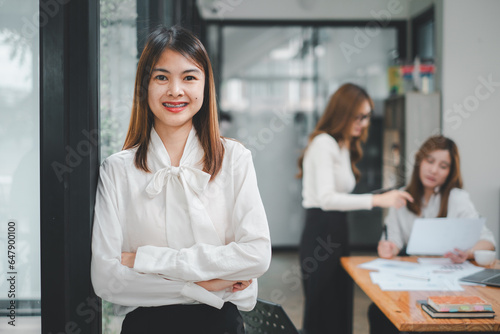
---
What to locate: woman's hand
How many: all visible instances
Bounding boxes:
[373,190,413,209]
[444,248,468,263]
[232,280,253,292]
[121,252,136,268]
[377,240,399,259]
[196,279,253,292]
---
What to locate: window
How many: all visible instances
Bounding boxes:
[0,1,41,331]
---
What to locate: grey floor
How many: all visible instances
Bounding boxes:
[258,249,376,334]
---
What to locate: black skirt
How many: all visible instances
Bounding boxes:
[299,208,353,334]
[121,302,244,334]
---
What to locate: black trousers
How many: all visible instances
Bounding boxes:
[121,302,244,334]
[299,209,353,334]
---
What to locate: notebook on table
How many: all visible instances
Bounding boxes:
[406,217,486,255]
[460,269,500,287]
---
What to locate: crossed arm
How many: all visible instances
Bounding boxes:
[121,252,253,292]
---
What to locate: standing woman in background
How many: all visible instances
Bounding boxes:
[297,83,413,334]
[91,26,271,334]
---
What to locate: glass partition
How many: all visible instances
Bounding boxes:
[218,24,397,247]
[220,26,316,247]
[100,0,137,332]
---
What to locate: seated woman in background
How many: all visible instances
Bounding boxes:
[369,135,496,334]
[378,135,495,262]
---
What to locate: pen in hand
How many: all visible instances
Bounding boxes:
[383,224,388,241]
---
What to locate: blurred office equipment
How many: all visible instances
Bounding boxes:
[382,92,441,187]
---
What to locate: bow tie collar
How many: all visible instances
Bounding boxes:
[145,165,211,198]
[145,126,223,248]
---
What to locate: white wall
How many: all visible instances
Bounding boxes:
[441,0,500,251]
[198,0,410,20]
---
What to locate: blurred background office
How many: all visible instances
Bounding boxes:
[1,0,499,333]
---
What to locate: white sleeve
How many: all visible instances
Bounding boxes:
[383,207,406,250]
[479,225,497,247]
[308,136,373,211]
[448,189,480,219]
[133,149,272,282]
[448,189,496,247]
[91,162,225,309]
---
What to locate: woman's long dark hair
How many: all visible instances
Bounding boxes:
[406,135,462,217]
[123,25,224,180]
[297,83,373,181]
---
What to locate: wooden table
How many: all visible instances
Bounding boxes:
[341,256,500,332]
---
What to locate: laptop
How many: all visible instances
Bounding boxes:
[406,217,486,255]
[460,269,500,287]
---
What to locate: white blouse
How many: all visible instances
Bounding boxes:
[383,188,496,250]
[301,133,373,211]
[91,126,271,316]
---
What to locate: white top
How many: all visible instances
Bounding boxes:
[91,126,271,316]
[301,133,373,211]
[383,188,496,250]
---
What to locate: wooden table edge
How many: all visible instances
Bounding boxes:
[341,256,500,332]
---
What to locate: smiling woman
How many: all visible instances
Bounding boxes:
[122,26,224,179]
[91,26,271,334]
[147,49,206,164]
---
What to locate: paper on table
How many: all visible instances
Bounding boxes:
[358,258,422,272]
[378,279,463,291]
[369,271,464,291]
[359,258,483,291]
[417,258,455,265]
[459,281,486,287]
[417,260,484,282]
[361,258,484,279]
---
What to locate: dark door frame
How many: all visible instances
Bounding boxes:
[39,0,101,332]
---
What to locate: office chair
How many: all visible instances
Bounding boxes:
[240,298,300,334]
